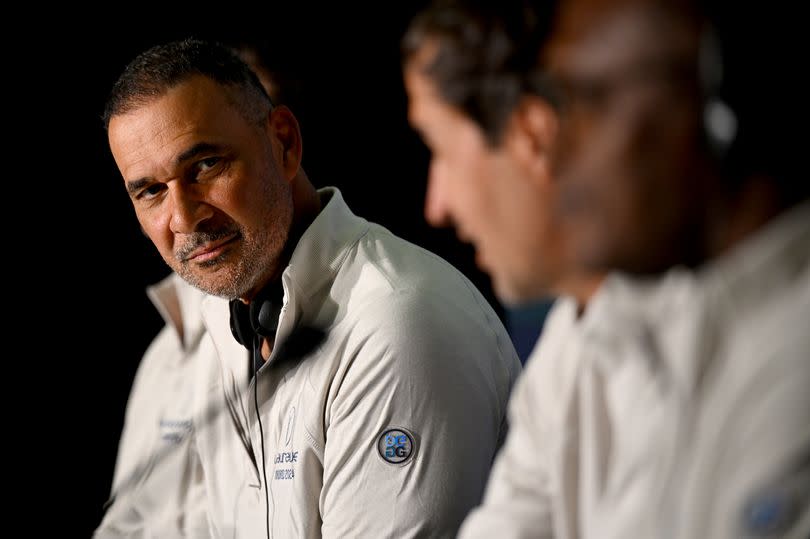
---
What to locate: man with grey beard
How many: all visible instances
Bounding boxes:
[98,37,521,538]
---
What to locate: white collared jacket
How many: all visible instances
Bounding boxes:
[460,201,810,539]
[194,187,521,538]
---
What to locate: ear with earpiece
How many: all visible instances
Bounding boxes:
[699,23,738,165]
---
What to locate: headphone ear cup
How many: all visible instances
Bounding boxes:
[229,299,253,348]
[228,284,284,349]
[250,297,281,339]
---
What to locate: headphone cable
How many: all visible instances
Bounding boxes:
[253,337,271,539]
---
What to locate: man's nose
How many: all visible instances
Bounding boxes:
[169,185,214,234]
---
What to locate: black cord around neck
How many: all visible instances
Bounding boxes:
[252,337,271,539]
[231,289,327,539]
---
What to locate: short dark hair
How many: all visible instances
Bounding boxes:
[402,0,558,146]
[103,37,272,130]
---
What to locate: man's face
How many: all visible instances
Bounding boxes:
[108,75,294,299]
[546,0,710,274]
[404,49,564,304]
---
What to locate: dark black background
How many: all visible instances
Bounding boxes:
[37,5,506,536]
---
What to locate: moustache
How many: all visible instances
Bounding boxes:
[176,228,240,262]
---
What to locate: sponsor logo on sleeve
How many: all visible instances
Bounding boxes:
[377,427,417,465]
[742,486,799,536]
[159,418,193,444]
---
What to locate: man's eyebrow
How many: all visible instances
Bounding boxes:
[125,177,152,196]
[124,143,225,196]
[174,142,224,167]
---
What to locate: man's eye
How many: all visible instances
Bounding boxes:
[198,157,221,172]
[139,184,165,200]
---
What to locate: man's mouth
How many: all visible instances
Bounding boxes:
[183,233,239,263]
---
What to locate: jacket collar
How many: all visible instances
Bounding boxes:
[201,186,368,371]
[146,272,208,352]
[278,186,369,329]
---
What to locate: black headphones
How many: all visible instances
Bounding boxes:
[229,282,284,351]
[229,278,328,371]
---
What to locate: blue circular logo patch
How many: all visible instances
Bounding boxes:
[377,428,416,465]
[743,489,796,535]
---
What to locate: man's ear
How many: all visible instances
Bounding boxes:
[268,106,303,180]
[506,95,558,184]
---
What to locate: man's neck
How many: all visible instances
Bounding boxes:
[244,178,323,302]
[556,273,606,318]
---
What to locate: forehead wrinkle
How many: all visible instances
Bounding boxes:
[112,100,206,183]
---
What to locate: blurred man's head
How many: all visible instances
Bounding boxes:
[545,0,805,274]
[403,0,591,305]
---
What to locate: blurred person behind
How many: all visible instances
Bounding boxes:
[402,2,612,537]
[541,0,809,537]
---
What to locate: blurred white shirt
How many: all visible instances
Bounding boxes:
[460,201,810,539]
[95,273,212,538]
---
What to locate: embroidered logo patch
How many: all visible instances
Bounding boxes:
[377,428,416,465]
[742,488,797,536]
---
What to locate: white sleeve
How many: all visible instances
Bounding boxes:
[690,313,810,539]
[319,291,521,538]
[94,328,211,538]
[458,298,579,539]
[457,350,556,539]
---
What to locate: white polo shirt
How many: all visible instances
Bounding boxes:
[460,201,810,539]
